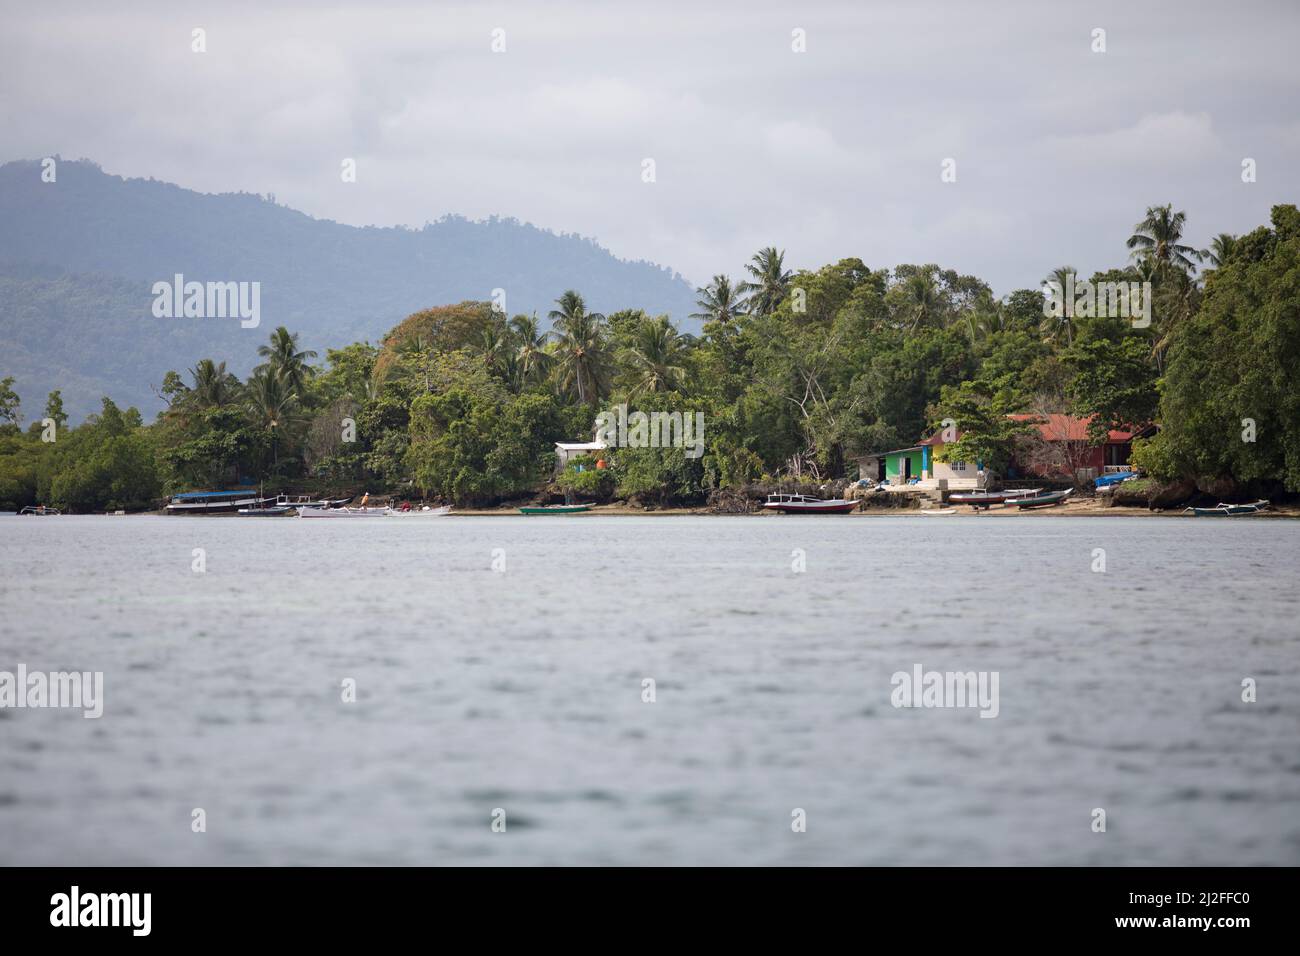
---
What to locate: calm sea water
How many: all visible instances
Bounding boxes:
[1,513,1298,866]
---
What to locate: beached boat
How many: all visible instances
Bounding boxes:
[1185,500,1269,517]
[237,505,296,517]
[761,493,857,514]
[1008,489,1073,509]
[297,505,387,518]
[948,488,1040,510]
[917,508,957,516]
[1094,471,1137,489]
[518,504,593,514]
[384,505,452,517]
[18,505,61,516]
[166,491,275,514]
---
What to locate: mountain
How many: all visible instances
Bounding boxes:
[0,159,699,420]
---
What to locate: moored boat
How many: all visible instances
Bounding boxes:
[297,505,387,518]
[237,505,296,517]
[518,503,593,514]
[1008,489,1073,509]
[761,493,857,514]
[166,491,274,514]
[18,505,61,516]
[1185,499,1269,517]
[384,505,452,516]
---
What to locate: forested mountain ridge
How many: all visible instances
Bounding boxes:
[0,158,698,419]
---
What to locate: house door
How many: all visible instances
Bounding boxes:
[903,457,912,480]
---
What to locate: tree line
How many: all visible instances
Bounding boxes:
[2,203,1297,512]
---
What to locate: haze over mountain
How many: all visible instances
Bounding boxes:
[0,158,698,420]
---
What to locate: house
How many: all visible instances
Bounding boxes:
[1005,414,1154,481]
[554,440,607,475]
[854,427,987,490]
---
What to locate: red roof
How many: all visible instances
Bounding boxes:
[1007,413,1136,443]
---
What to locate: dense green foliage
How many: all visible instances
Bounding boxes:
[4,203,1297,512]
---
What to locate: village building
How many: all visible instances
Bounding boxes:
[856,415,1155,489]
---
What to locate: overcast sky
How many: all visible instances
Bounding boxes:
[3,0,1298,295]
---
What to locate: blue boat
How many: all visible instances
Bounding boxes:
[1094,471,1137,489]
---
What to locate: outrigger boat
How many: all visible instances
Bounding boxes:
[297,505,386,518]
[18,505,61,516]
[237,505,296,517]
[519,503,593,515]
[948,488,1041,511]
[1185,499,1269,517]
[1008,489,1073,509]
[761,493,857,514]
[384,505,452,517]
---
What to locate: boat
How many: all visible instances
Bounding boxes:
[948,489,1040,510]
[948,492,1007,510]
[761,494,857,514]
[297,505,387,518]
[166,490,274,515]
[1185,499,1269,517]
[18,505,61,516]
[384,505,452,517]
[917,508,957,516]
[237,505,296,517]
[518,504,593,515]
[275,494,352,509]
[1008,489,1073,509]
[1094,471,1138,489]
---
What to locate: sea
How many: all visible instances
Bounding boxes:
[1,513,1297,865]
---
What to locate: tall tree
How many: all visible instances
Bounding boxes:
[621,316,689,398]
[549,291,611,405]
[1205,233,1238,268]
[188,359,240,409]
[739,247,793,316]
[691,274,746,325]
[256,326,317,395]
[1126,204,1202,275]
[509,313,553,388]
[1040,265,1078,346]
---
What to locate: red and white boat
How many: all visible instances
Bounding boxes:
[761,493,857,514]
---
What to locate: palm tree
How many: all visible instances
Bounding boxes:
[900,273,943,330]
[1205,233,1238,268]
[477,324,510,380]
[1126,204,1202,275]
[1040,265,1078,346]
[256,326,317,394]
[691,274,746,325]
[738,247,793,316]
[188,359,239,408]
[510,313,553,387]
[245,367,298,467]
[549,291,611,405]
[621,316,689,398]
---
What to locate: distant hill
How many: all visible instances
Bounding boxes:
[0,159,699,420]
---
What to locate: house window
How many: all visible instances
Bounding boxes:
[953,461,966,471]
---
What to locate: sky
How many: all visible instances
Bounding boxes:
[3,0,1298,295]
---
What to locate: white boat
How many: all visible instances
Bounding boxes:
[384,505,452,517]
[297,506,387,518]
[761,493,857,514]
[917,508,957,515]
[166,491,274,514]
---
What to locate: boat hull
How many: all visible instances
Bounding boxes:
[1010,490,1072,509]
[297,506,387,518]
[761,500,857,514]
[519,505,592,514]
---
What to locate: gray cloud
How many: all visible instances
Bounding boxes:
[2,0,1297,294]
